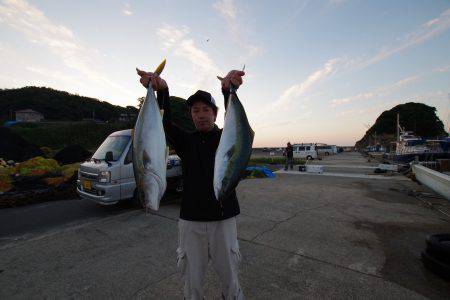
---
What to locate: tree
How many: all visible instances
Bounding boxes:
[355,102,447,148]
[137,97,145,110]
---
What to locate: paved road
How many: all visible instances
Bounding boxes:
[0,198,134,244]
[0,192,180,245]
[1,152,449,299]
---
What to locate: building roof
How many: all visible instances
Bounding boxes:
[15,109,43,114]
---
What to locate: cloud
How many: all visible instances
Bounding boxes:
[213,0,262,59]
[275,58,342,109]
[329,0,347,5]
[255,112,312,130]
[392,75,420,87]
[358,8,450,68]
[332,92,375,107]
[433,65,450,72]
[213,0,236,20]
[25,66,77,83]
[339,100,402,117]
[0,0,131,97]
[280,0,310,29]
[331,74,420,107]
[424,18,439,27]
[122,3,133,16]
[157,24,221,90]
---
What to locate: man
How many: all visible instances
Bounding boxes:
[284,142,293,171]
[137,68,245,300]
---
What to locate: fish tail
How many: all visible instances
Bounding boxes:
[154,59,166,76]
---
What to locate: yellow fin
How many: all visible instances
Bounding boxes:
[154,59,166,76]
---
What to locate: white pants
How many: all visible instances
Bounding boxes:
[177,217,244,300]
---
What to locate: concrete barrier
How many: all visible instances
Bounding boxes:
[306,165,323,174]
[412,164,450,200]
[378,164,398,171]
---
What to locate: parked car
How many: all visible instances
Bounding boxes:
[316,145,333,156]
[292,144,317,160]
[77,129,182,206]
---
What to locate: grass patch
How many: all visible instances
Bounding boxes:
[249,157,305,165]
[11,121,130,151]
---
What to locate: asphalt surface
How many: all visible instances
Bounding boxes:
[0,198,133,244]
[1,152,450,299]
[0,191,181,245]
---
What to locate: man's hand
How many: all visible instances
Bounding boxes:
[136,68,168,91]
[220,70,245,90]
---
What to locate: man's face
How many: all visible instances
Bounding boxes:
[190,101,216,132]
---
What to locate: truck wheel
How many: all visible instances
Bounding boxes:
[307,155,313,160]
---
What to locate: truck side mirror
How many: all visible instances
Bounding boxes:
[105,151,113,162]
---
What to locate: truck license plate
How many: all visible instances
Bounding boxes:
[83,180,92,190]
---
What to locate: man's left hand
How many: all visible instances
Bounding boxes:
[221,70,245,90]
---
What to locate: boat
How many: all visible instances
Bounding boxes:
[394,114,449,163]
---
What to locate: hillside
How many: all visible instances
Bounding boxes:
[0,86,138,122]
[1,86,195,151]
[355,102,447,149]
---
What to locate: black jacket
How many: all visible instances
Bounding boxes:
[157,88,240,221]
[286,145,293,158]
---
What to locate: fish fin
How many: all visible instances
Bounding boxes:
[225,145,235,161]
[143,150,151,170]
[154,59,166,76]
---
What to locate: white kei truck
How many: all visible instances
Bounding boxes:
[77,129,182,206]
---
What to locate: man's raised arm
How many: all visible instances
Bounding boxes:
[137,69,188,154]
[219,70,245,109]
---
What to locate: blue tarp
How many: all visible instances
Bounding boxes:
[246,166,276,178]
[3,121,18,127]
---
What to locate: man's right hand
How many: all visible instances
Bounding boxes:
[136,68,168,91]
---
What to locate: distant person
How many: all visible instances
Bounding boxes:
[285,142,293,171]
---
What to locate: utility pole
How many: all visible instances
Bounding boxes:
[396,113,400,142]
[447,93,450,136]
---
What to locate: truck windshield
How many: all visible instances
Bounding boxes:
[92,136,130,161]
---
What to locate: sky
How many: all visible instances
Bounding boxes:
[0,0,449,147]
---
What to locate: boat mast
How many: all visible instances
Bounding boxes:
[396,113,400,142]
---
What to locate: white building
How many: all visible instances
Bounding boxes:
[15,109,44,122]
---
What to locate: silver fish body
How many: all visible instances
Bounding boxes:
[132,84,167,211]
[214,92,254,202]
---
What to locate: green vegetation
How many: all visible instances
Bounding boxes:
[355,102,448,148]
[11,121,130,151]
[0,86,137,122]
[169,96,195,131]
[2,86,195,151]
[249,157,305,165]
